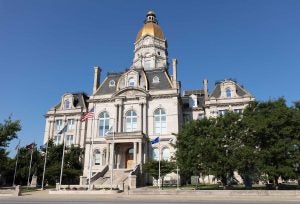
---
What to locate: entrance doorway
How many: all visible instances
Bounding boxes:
[125,147,134,169]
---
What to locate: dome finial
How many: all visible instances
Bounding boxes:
[144,10,158,24]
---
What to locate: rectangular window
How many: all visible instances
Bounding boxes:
[234,109,243,114]
[95,153,101,165]
[67,119,75,130]
[218,110,227,116]
[56,120,63,131]
[54,135,61,145]
[66,135,73,146]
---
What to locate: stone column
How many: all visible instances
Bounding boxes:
[111,142,115,169]
[118,102,123,132]
[138,141,142,164]
[48,120,52,141]
[75,119,79,145]
[115,104,119,133]
[140,103,143,132]
[134,142,137,167]
[106,143,110,165]
[143,102,147,134]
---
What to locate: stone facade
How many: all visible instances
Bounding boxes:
[43,11,254,187]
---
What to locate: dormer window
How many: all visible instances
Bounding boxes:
[64,99,70,109]
[226,88,231,98]
[109,80,115,87]
[128,78,136,86]
[152,76,160,83]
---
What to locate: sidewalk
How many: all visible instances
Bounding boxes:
[17,188,300,202]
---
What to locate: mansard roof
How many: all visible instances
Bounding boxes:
[94,68,173,95]
[145,69,172,90]
[53,92,89,110]
[210,79,251,98]
[94,72,122,95]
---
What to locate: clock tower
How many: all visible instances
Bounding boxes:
[133,11,168,70]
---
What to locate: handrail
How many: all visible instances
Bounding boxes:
[87,165,109,184]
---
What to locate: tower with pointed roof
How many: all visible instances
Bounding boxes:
[133,11,168,70]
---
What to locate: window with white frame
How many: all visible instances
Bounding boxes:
[54,135,61,145]
[226,87,231,98]
[162,148,170,161]
[152,76,159,83]
[109,80,115,87]
[56,119,63,131]
[66,135,73,146]
[234,109,243,114]
[125,110,137,132]
[67,119,75,130]
[154,108,166,134]
[218,109,227,116]
[99,112,110,137]
[94,149,101,165]
[152,148,159,161]
[64,99,70,109]
[128,78,136,86]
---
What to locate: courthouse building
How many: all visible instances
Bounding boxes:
[43,11,254,188]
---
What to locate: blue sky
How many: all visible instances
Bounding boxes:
[1,0,299,157]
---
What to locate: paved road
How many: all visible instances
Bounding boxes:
[1,190,299,204]
[1,196,299,204]
[0,200,299,204]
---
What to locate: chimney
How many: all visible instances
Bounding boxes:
[93,66,101,94]
[172,58,177,82]
[203,79,208,99]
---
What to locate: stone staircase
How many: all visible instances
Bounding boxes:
[92,168,132,188]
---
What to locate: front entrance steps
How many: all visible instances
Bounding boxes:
[92,168,133,189]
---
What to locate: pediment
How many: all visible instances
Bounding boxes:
[112,87,149,99]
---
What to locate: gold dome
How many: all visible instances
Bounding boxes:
[135,22,165,42]
[135,11,164,42]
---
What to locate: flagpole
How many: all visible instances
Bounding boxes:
[41,137,49,190]
[12,144,20,187]
[27,146,34,187]
[110,118,115,190]
[158,134,161,190]
[88,104,96,191]
[59,131,66,190]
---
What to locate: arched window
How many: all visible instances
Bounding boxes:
[154,108,166,134]
[99,112,110,137]
[152,148,159,161]
[226,88,231,98]
[94,149,101,165]
[162,148,170,161]
[152,76,160,83]
[128,78,136,86]
[125,110,137,132]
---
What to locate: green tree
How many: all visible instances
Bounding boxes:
[44,140,84,185]
[242,98,300,187]
[13,145,43,186]
[0,117,21,185]
[143,159,176,187]
[175,113,242,187]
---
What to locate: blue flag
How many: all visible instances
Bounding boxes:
[58,124,68,134]
[151,137,160,144]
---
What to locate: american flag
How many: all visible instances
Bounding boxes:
[81,107,95,122]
